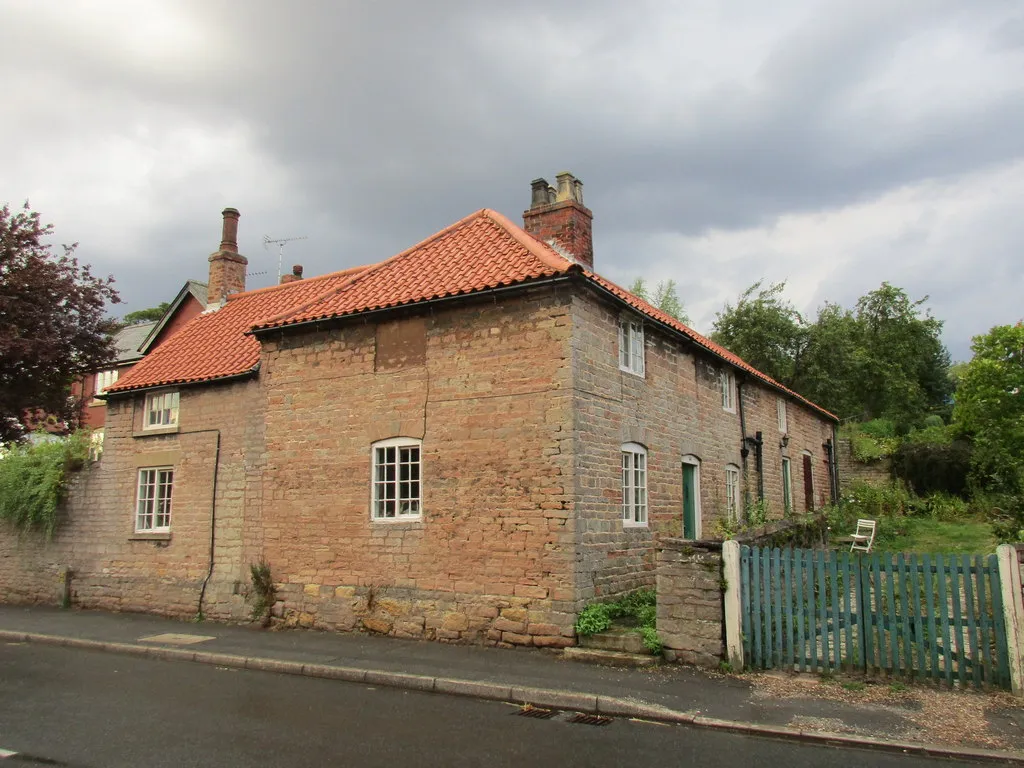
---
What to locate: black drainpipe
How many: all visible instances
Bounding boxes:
[180,429,221,620]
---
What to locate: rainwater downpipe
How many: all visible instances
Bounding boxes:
[183,428,221,619]
[736,380,764,506]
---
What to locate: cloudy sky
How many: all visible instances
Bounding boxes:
[3,1,1022,360]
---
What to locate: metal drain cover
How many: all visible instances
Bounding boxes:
[568,713,613,726]
[516,706,557,719]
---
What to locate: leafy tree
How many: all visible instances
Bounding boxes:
[122,302,169,325]
[629,277,689,323]
[710,280,951,423]
[710,280,804,386]
[953,322,1024,494]
[852,283,951,426]
[0,203,120,442]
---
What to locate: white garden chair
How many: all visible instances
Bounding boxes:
[849,519,877,553]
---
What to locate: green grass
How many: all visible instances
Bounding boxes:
[866,514,998,555]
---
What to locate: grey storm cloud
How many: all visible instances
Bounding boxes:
[2,0,1022,360]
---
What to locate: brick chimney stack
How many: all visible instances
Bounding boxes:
[522,171,593,268]
[207,208,248,308]
[280,264,303,284]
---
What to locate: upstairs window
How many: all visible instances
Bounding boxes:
[136,467,173,532]
[95,369,119,396]
[372,438,422,520]
[621,443,648,526]
[144,391,179,429]
[618,317,645,377]
[777,397,788,433]
[721,370,736,413]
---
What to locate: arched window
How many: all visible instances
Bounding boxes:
[621,442,648,526]
[371,437,422,520]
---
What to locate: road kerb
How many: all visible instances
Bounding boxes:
[4,629,1023,764]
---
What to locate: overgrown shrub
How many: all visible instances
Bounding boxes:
[574,589,661,653]
[0,431,90,537]
[844,419,900,462]
[248,560,276,624]
[841,481,912,519]
[891,439,971,497]
[987,495,1024,544]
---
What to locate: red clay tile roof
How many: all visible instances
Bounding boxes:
[106,266,368,393]
[108,207,835,421]
[253,209,573,331]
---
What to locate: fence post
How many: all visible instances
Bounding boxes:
[723,540,744,671]
[996,544,1024,696]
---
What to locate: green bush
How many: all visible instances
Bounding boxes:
[0,432,90,537]
[841,481,912,519]
[575,603,613,636]
[891,439,971,497]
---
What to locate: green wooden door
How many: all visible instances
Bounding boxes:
[682,463,697,539]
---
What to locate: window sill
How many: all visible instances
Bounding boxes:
[622,521,649,530]
[135,425,180,437]
[371,517,423,526]
[619,366,645,378]
[722,406,737,415]
[129,532,171,542]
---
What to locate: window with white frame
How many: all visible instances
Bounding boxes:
[136,467,173,532]
[618,317,645,376]
[725,464,741,521]
[144,391,179,429]
[777,397,788,433]
[372,438,422,520]
[621,443,648,526]
[95,369,119,396]
[89,429,104,462]
[721,370,736,412]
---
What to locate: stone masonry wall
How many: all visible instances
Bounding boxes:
[836,437,892,488]
[252,286,577,648]
[570,288,835,609]
[0,379,258,620]
[656,538,725,667]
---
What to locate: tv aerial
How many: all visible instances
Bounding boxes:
[263,234,308,282]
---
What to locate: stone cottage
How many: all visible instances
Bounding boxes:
[0,173,837,647]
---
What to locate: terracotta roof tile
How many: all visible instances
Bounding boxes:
[108,206,835,420]
[107,266,368,393]
[254,209,572,331]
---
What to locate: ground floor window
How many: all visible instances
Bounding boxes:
[372,438,422,520]
[782,457,792,515]
[622,443,648,526]
[136,467,173,532]
[725,464,741,521]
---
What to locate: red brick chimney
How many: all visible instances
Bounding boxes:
[207,208,248,308]
[280,264,303,284]
[522,171,593,268]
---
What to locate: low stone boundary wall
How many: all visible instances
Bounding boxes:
[656,539,725,667]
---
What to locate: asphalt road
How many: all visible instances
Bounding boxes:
[0,643,988,768]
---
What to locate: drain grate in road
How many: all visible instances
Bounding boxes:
[516,705,556,720]
[568,713,613,727]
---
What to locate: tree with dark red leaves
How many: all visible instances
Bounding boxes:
[0,203,120,442]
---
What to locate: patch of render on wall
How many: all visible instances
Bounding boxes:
[375,316,427,371]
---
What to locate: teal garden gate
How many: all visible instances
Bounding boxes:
[739,546,1011,688]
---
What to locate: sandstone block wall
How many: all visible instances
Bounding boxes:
[836,437,892,488]
[0,379,258,620]
[253,286,577,647]
[570,288,836,609]
[656,538,725,667]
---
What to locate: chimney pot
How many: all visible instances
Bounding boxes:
[220,208,240,252]
[280,264,304,284]
[207,207,248,308]
[522,171,594,269]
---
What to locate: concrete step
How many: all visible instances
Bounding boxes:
[578,627,648,655]
[562,647,660,668]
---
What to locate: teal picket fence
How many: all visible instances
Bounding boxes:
[739,546,1010,688]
